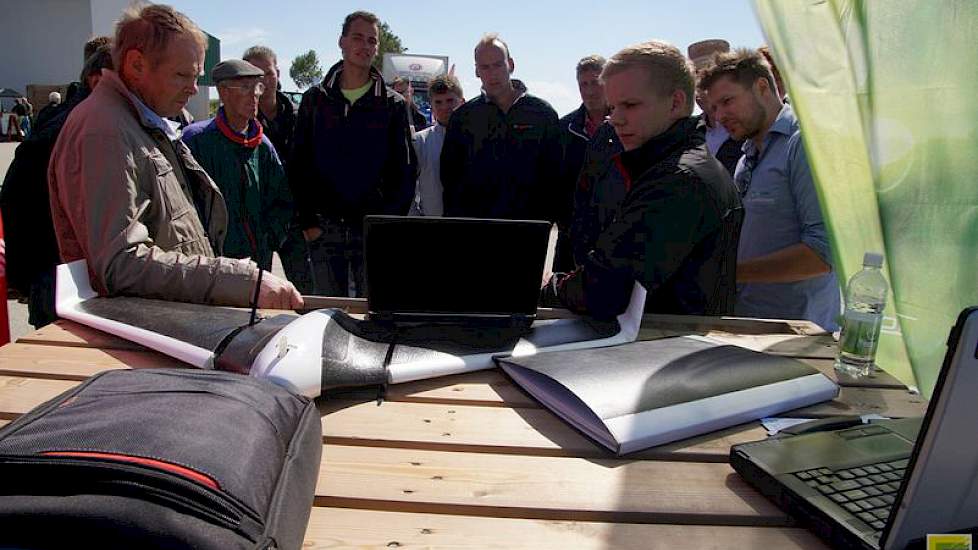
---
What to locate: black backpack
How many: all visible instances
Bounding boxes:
[0,368,322,550]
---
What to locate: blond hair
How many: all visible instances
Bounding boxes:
[603,40,694,115]
[113,3,206,69]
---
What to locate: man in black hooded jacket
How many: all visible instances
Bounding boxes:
[544,40,743,319]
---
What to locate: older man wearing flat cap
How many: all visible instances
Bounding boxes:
[49,4,301,309]
[182,59,295,272]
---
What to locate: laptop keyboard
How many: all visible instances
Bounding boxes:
[794,458,909,534]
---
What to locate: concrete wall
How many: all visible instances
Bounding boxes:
[186,88,211,123]
[90,0,132,37]
[0,0,94,94]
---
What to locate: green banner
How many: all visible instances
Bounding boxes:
[753,0,978,397]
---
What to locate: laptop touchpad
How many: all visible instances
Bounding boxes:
[844,432,914,456]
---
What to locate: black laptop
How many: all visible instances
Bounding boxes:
[363,216,553,327]
[731,307,978,549]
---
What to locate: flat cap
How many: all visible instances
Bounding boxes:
[212,59,264,83]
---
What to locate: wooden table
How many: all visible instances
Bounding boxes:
[0,313,926,549]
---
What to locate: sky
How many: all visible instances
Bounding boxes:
[166,0,767,117]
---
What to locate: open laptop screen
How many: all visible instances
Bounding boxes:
[364,216,552,320]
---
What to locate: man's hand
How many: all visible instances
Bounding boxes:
[302,227,323,242]
[257,271,304,310]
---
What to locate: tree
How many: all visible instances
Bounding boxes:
[372,22,406,71]
[290,50,323,90]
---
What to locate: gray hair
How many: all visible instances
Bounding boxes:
[243,45,277,65]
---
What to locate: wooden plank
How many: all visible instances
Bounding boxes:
[0,376,78,419]
[705,332,837,359]
[390,368,919,417]
[790,386,926,419]
[16,321,149,351]
[0,374,765,461]
[0,371,923,464]
[0,343,186,380]
[804,358,907,389]
[322,399,767,461]
[387,369,538,407]
[318,445,792,526]
[639,314,824,336]
[303,507,829,549]
[300,296,578,320]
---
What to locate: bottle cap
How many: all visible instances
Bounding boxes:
[863,251,884,268]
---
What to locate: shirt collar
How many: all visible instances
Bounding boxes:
[121,81,181,140]
[741,102,797,156]
[100,70,182,141]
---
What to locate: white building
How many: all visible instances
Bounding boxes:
[0,0,217,120]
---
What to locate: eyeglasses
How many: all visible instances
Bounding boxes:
[221,81,266,96]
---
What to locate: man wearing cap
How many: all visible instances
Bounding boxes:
[698,48,838,331]
[290,10,416,297]
[182,59,294,272]
[48,4,301,309]
[688,39,744,177]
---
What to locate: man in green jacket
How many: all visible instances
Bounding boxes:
[182,59,295,271]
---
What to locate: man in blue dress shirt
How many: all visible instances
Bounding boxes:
[698,48,840,331]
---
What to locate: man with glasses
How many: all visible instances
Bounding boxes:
[182,59,295,272]
[48,4,301,309]
[698,48,839,331]
[290,10,416,297]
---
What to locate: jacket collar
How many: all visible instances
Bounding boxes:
[618,116,699,181]
[480,79,528,108]
[566,104,590,140]
[566,103,609,140]
[216,107,263,148]
[320,60,385,97]
[100,69,182,141]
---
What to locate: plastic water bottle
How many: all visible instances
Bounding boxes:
[835,252,888,377]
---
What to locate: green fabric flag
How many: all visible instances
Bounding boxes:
[753,0,978,397]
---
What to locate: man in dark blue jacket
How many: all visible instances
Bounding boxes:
[440,34,561,221]
[289,11,416,297]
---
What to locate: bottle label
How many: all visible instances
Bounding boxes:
[840,310,883,360]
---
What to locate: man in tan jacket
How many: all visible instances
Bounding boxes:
[49,4,301,309]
